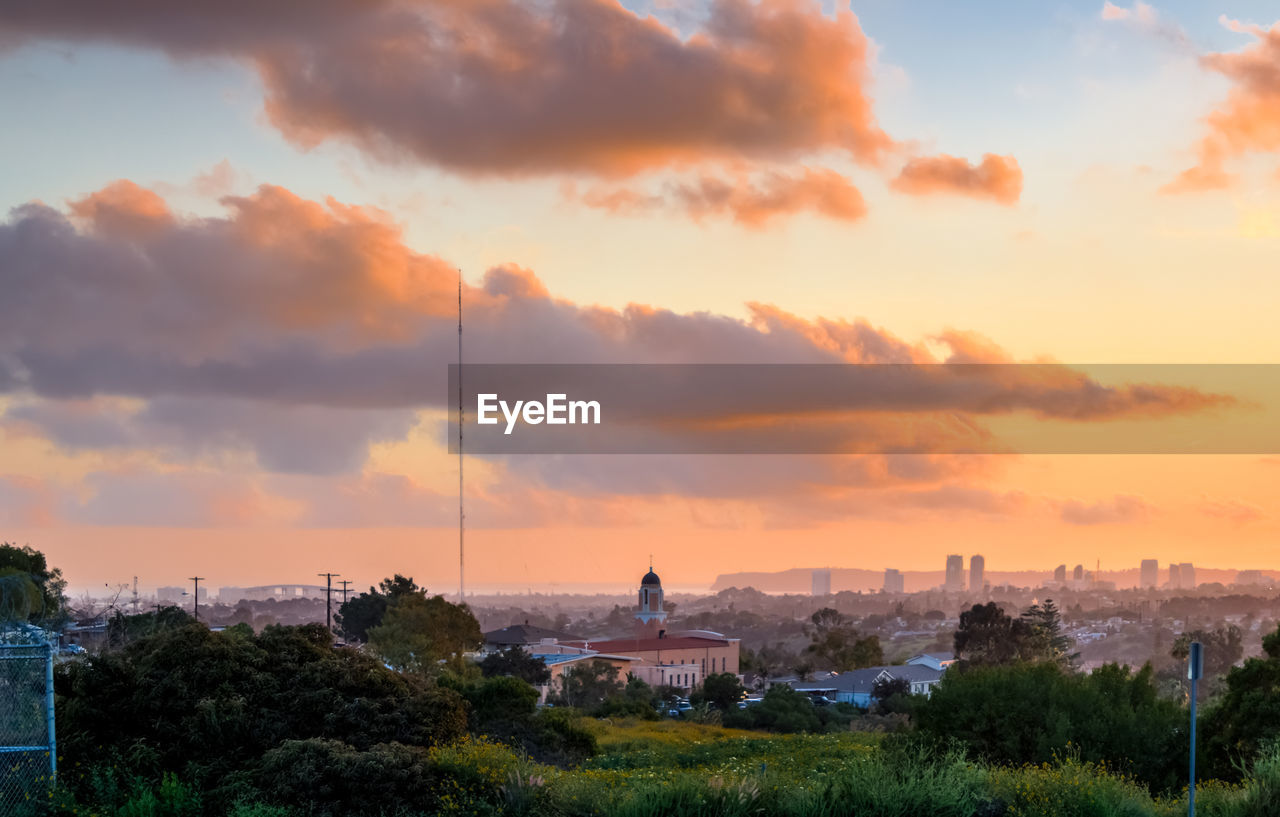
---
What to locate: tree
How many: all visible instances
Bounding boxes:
[1020,599,1077,667]
[871,677,914,715]
[479,646,551,686]
[0,543,68,624]
[335,574,424,643]
[954,602,1043,666]
[105,605,193,648]
[1172,625,1243,683]
[723,684,821,733]
[914,661,1186,792]
[693,672,747,710]
[55,622,469,813]
[367,593,482,674]
[1201,624,1280,779]
[551,659,624,710]
[806,609,883,671]
[336,592,387,642]
[596,676,661,719]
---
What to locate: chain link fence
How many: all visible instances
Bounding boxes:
[1,642,56,813]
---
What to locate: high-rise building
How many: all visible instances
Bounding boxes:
[945,555,965,591]
[1237,570,1273,587]
[1168,563,1182,589]
[1140,559,1158,588]
[811,568,831,596]
[969,555,985,592]
[157,586,185,603]
[1178,562,1195,589]
[1053,564,1067,583]
[884,568,904,594]
[1072,564,1084,581]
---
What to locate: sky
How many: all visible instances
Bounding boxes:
[2,0,1280,597]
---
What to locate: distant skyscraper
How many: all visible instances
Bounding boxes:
[157,586,184,603]
[969,555,985,592]
[884,568,904,594]
[1053,564,1067,583]
[1178,562,1195,589]
[1140,559,1158,589]
[1168,563,1182,589]
[811,568,831,596]
[1237,570,1272,587]
[945,555,964,592]
[1073,564,1084,581]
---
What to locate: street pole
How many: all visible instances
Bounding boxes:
[1188,640,1203,817]
[188,576,204,622]
[318,573,339,633]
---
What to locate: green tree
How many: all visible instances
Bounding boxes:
[806,608,884,671]
[479,645,551,685]
[1201,624,1280,779]
[954,602,1044,666]
[1172,625,1243,683]
[0,543,68,624]
[367,593,482,674]
[693,672,748,710]
[55,622,468,813]
[1020,599,1077,667]
[915,661,1186,792]
[724,684,821,733]
[551,659,624,709]
[335,574,424,643]
[105,605,192,648]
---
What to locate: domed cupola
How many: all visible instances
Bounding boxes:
[636,558,668,628]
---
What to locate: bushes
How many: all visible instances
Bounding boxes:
[723,684,821,733]
[914,661,1187,793]
[55,622,468,812]
[444,674,598,766]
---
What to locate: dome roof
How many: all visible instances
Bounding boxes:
[641,569,662,586]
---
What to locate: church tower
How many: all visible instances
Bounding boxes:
[635,560,667,635]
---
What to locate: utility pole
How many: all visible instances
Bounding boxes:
[188,576,205,622]
[318,572,339,633]
[458,269,465,603]
[132,576,139,614]
[338,579,352,605]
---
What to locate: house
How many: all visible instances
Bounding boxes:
[531,652,639,703]
[905,652,957,671]
[482,623,584,653]
[788,661,949,708]
[559,634,740,679]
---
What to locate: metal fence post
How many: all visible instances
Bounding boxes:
[46,639,57,784]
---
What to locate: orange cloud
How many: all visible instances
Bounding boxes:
[67,180,173,237]
[890,154,1023,204]
[0,0,893,177]
[1164,20,1280,193]
[579,168,867,226]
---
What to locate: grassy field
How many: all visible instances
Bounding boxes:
[30,720,1280,816]
[415,720,1280,817]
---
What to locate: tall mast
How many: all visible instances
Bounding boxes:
[458,270,465,603]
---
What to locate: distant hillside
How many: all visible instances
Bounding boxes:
[710,566,1280,594]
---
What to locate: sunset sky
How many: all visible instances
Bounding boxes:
[2,0,1280,596]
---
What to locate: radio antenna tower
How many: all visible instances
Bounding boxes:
[458,269,465,603]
